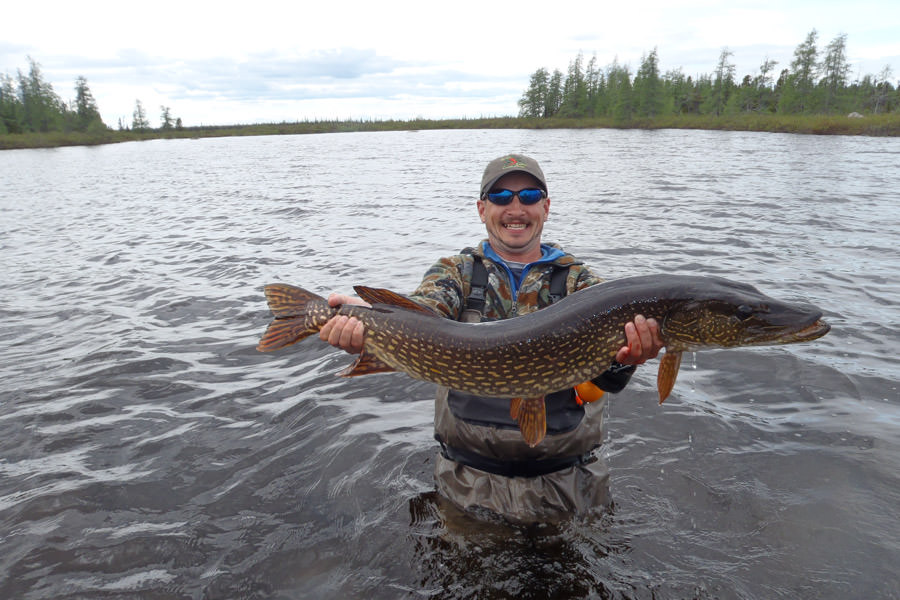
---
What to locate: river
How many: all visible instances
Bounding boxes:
[1,128,898,599]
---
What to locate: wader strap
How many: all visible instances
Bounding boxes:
[548,266,569,303]
[437,438,594,478]
[466,256,489,313]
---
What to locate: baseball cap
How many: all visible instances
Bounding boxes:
[480,154,548,198]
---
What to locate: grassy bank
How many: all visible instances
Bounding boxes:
[2,113,899,150]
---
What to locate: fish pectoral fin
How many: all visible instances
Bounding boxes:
[657,350,683,404]
[510,397,547,448]
[338,350,396,377]
[353,286,438,316]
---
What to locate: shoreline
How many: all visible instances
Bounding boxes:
[3,113,899,150]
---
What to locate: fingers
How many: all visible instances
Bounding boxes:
[616,315,663,365]
[327,293,370,308]
[318,315,337,344]
[645,318,662,355]
[345,318,365,353]
[319,315,365,354]
[320,293,370,354]
[615,324,636,364]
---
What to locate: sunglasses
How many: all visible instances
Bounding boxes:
[484,188,547,206]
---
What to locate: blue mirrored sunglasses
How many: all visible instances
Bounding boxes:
[484,188,547,205]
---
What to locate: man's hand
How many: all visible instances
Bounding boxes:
[616,315,664,365]
[318,293,369,354]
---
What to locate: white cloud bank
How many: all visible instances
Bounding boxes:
[2,0,898,126]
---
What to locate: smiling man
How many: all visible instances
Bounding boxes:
[477,162,549,263]
[320,153,662,523]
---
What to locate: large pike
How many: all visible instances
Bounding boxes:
[257,275,830,447]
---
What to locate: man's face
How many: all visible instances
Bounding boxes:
[477,171,550,261]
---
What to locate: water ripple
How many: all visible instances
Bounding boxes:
[1,130,899,599]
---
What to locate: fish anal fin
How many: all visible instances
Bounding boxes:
[353,286,437,316]
[510,397,547,447]
[657,351,683,404]
[338,350,396,377]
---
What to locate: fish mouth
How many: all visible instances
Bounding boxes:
[746,315,831,345]
[793,318,831,341]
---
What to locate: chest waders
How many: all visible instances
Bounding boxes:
[436,257,605,477]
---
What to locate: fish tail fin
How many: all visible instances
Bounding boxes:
[510,397,547,447]
[256,284,334,352]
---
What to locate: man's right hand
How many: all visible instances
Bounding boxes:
[318,293,369,354]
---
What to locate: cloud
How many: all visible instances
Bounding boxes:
[4,1,898,128]
[45,47,404,82]
[9,46,526,125]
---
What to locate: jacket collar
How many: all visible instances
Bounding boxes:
[473,240,581,267]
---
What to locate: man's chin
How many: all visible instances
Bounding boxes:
[492,236,539,256]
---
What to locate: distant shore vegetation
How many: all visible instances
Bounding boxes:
[2,29,898,151]
[517,30,897,122]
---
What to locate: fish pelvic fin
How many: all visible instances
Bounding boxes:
[657,350,683,404]
[353,286,438,316]
[510,397,547,447]
[256,284,334,352]
[338,350,396,377]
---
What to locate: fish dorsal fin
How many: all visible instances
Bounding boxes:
[657,351,683,404]
[338,350,396,377]
[353,286,437,316]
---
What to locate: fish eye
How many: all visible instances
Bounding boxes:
[736,304,754,320]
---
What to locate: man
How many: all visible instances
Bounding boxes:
[320,154,663,522]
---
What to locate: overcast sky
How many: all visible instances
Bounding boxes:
[3,0,899,127]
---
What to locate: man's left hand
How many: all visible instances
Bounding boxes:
[616,315,664,365]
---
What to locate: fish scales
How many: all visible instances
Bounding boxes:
[257,275,830,446]
[338,300,649,397]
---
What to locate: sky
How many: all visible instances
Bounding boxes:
[3,0,899,128]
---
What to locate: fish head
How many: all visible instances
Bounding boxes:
[660,277,831,350]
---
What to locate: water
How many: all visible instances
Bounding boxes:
[1,129,898,599]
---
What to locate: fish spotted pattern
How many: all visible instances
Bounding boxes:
[258,275,830,446]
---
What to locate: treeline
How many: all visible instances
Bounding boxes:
[0,57,181,135]
[0,57,106,135]
[518,30,898,119]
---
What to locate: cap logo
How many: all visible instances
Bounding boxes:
[502,156,526,170]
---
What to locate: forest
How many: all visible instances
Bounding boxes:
[0,57,179,138]
[1,58,106,136]
[517,30,897,119]
[1,29,898,149]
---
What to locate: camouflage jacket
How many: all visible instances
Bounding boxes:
[408,240,602,319]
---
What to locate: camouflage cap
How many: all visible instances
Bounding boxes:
[480,154,548,198]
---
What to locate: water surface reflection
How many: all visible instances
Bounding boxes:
[1,129,898,599]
